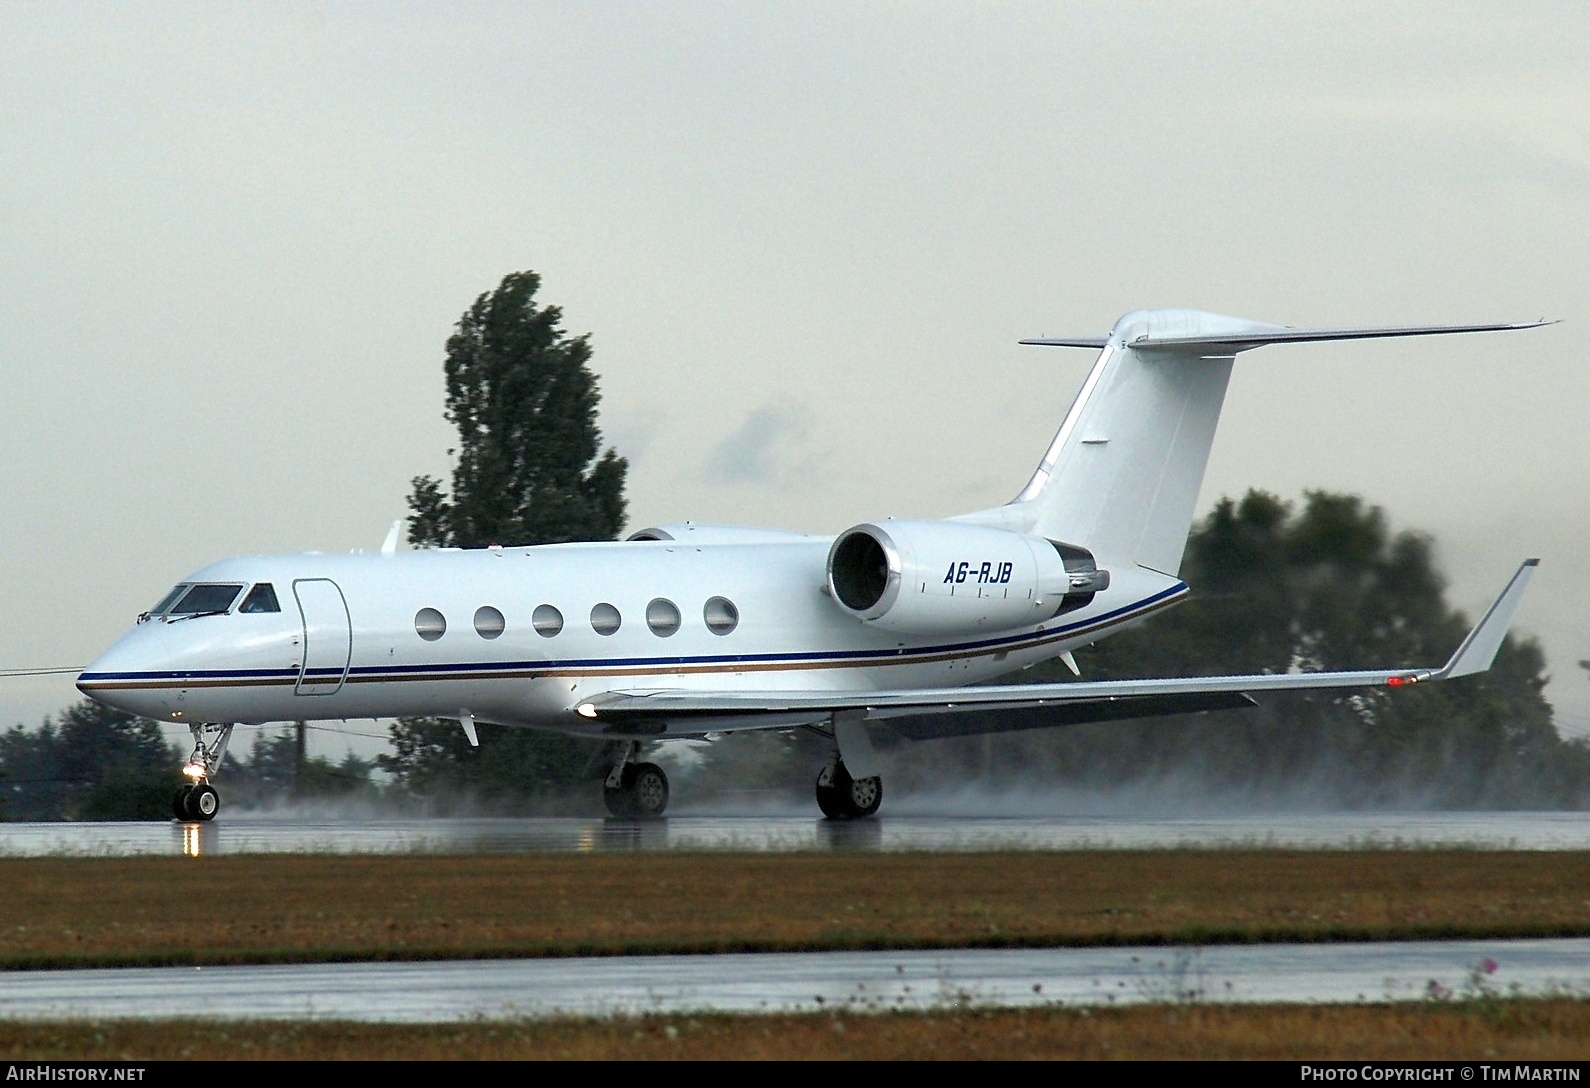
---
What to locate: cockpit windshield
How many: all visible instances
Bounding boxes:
[169,583,245,616]
[148,585,189,617]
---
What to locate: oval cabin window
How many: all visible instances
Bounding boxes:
[704,596,739,635]
[532,604,564,637]
[473,606,505,639]
[590,602,621,636]
[646,598,681,637]
[415,608,446,641]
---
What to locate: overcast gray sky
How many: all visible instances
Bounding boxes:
[3,3,1588,759]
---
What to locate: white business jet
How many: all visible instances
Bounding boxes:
[79,309,1547,822]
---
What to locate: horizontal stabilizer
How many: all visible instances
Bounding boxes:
[1125,320,1554,353]
[1017,336,1110,348]
[574,560,1538,737]
[1019,321,1553,354]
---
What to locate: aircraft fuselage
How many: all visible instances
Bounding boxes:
[78,538,1185,739]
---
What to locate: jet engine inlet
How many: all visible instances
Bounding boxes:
[830,529,897,613]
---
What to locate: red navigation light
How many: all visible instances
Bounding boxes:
[1386,676,1405,687]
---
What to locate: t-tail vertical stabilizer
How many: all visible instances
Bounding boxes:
[958,310,1551,577]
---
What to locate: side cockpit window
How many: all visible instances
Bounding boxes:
[169,583,245,616]
[239,583,281,614]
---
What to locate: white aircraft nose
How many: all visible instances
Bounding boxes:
[76,623,175,717]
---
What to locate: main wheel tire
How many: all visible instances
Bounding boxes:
[816,764,883,820]
[172,785,195,821]
[628,762,670,818]
[815,776,846,819]
[190,784,220,822]
[845,774,882,818]
[603,763,671,819]
[815,785,845,819]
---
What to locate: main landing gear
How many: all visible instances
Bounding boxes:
[815,757,882,820]
[603,742,670,819]
[174,722,234,823]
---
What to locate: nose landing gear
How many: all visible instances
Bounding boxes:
[173,723,234,823]
[173,782,220,821]
[602,742,670,818]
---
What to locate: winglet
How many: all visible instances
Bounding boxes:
[1435,559,1540,679]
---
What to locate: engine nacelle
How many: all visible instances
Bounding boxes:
[826,520,1109,635]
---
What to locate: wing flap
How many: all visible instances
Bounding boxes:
[884,691,1257,741]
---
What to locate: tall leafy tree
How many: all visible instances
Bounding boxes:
[387,271,628,809]
[407,270,627,547]
[0,701,180,821]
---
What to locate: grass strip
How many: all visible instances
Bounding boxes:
[3,850,1588,970]
[4,1000,1590,1060]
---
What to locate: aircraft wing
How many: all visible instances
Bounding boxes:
[575,559,1538,737]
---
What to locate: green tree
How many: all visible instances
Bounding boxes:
[379,718,601,814]
[406,270,627,548]
[223,727,377,807]
[0,701,181,821]
[387,271,628,808]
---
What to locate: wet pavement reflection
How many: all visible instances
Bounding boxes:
[2,810,1590,857]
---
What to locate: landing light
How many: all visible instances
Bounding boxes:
[576,703,598,719]
[182,762,206,779]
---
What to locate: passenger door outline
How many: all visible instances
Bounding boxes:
[293,578,352,696]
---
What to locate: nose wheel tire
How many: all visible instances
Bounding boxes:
[815,763,882,820]
[191,784,220,821]
[173,783,220,822]
[603,761,670,819]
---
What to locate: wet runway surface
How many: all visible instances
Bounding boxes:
[4,811,1590,857]
[4,939,1587,1021]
